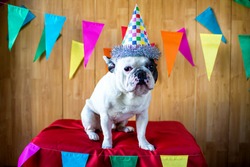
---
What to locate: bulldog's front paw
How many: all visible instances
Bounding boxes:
[102,139,112,149]
[117,126,135,133]
[86,131,99,140]
[139,141,155,151]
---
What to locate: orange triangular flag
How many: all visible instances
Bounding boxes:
[103,48,112,58]
[161,31,183,76]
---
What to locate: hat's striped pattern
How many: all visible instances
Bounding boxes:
[122,5,150,46]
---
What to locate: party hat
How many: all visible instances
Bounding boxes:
[122,5,149,46]
[111,4,160,60]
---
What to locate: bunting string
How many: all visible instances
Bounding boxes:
[1,2,250,82]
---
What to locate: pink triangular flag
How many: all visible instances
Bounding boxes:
[177,28,195,66]
[82,20,104,67]
[18,142,40,167]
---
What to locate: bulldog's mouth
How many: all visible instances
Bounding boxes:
[133,81,151,95]
[128,78,152,91]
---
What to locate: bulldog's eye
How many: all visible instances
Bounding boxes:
[146,65,155,72]
[124,66,133,72]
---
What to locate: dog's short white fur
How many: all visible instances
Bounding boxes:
[81,56,157,151]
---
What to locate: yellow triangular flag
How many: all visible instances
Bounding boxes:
[200,33,222,81]
[160,155,188,167]
[69,40,84,79]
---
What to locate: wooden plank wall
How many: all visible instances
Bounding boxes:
[0,0,249,166]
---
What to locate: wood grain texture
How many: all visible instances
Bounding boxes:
[160,0,197,136]
[0,0,64,165]
[0,0,249,166]
[229,2,250,167]
[62,0,96,119]
[0,4,10,166]
[195,1,231,167]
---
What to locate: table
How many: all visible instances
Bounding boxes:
[19,119,207,167]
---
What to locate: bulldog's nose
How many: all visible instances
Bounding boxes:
[135,70,147,81]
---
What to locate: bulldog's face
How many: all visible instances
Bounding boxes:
[104,56,158,96]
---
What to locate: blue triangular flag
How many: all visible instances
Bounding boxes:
[44,13,66,60]
[61,151,89,167]
[21,5,36,27]
[195,6,227,43]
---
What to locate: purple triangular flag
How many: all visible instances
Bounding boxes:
[177,28,195,66]
[18,142,40,167]
[82,20,104,67]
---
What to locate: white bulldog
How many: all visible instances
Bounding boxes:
[81,55,158,151]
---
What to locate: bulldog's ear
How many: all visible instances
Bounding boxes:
[103,56,115,73]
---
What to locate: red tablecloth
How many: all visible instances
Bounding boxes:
[23,119,207,167]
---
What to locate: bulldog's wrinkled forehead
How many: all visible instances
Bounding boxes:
[116,56,150,67]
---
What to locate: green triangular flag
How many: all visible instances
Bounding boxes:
[33,28,46,62]
[110,156,138,167]
[234,0,250,8]
[238,35,250,80]
[8,4,29,51]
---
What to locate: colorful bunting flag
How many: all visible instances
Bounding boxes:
[21,5,36,27]
[234,0,250,8]
[200,33,222,81]
[177,28,195,66]
[110,156,138,167]
[160,155,188,167]
[61,151,89,167]
[121,26,127,39]
[69,41,84,79]
[33,28,46,62]
[103,48,112,58]
[8,4,29,50]
[33,14,65,61]
[161,31,184,77]
[82,20,104,67]
[195,7,226,43]
[6,5,35,41]
[45,13,66,60]
[18,142,40,167]
[238,35,250,79]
